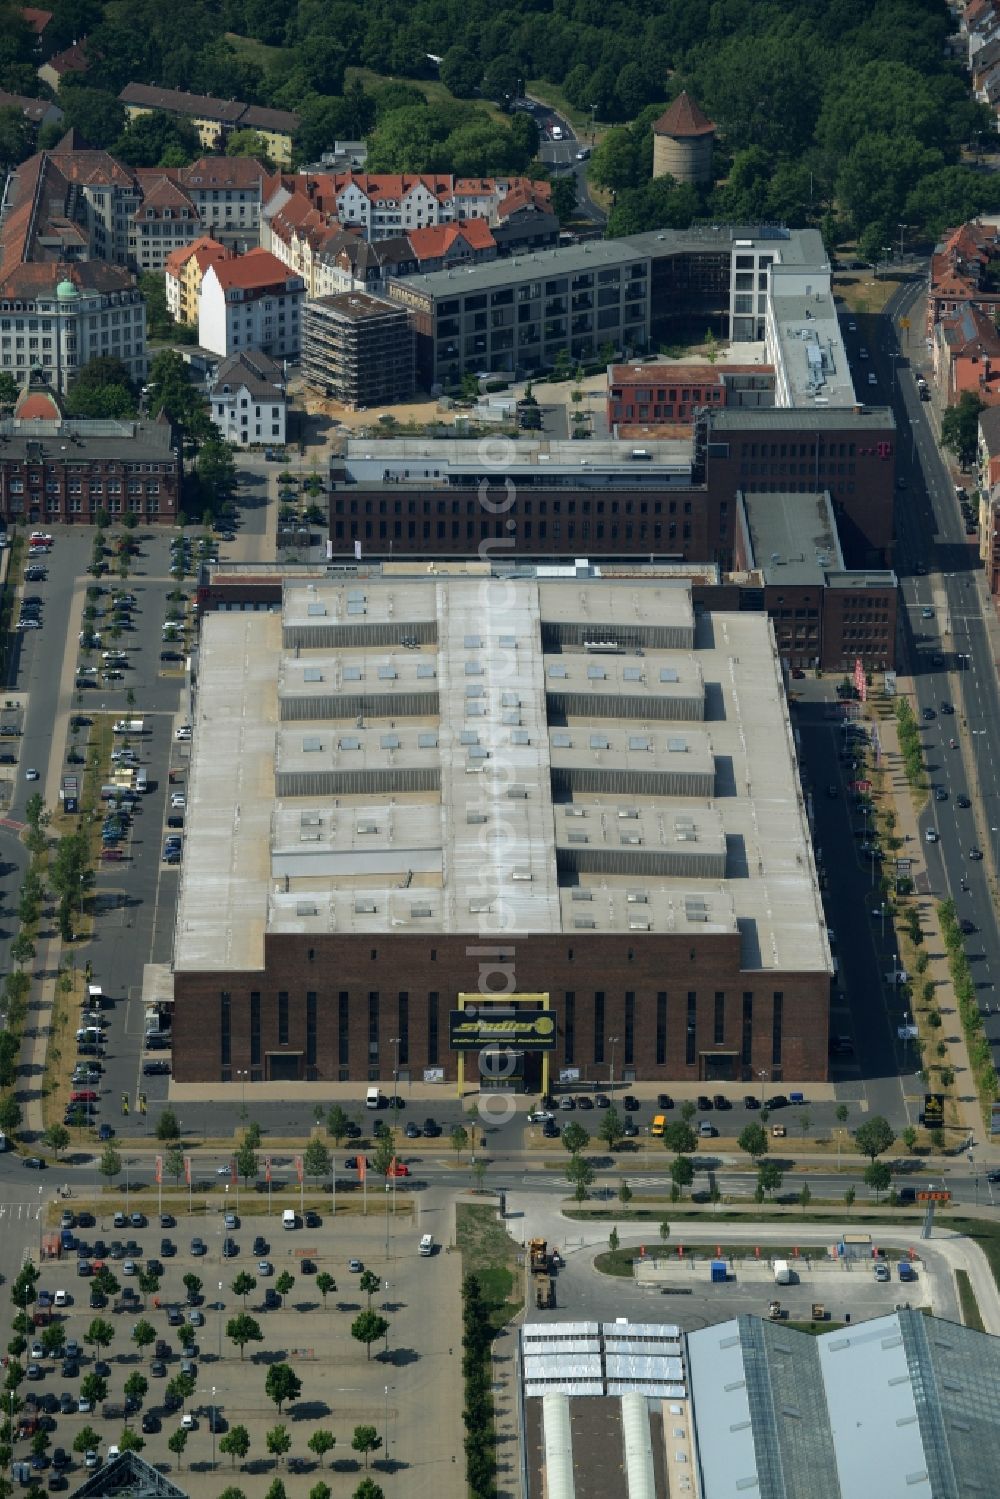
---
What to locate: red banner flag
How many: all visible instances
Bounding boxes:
[265,1156,272,1184]
[294,1155,303,1184]
[155,1155,162,1185]
[230,1158,237,1184]
[183,1155,191,1186]
[357,1157,367,1184]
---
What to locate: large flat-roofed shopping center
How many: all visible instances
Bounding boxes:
[170,572,832,1089]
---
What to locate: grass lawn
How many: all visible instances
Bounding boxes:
[833,271,906,315]
[225,32,285,70]
[456,1201,519,1319]
[346,66,506,125]
[956,1268,985,1332]
[594,1249,640,1277]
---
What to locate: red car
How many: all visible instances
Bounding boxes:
[385,1161,410,1178]
[70,1090,98,1104]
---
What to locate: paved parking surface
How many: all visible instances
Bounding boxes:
[16,1199,461,1495]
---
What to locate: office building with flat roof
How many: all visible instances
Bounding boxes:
[170,573,832,1088]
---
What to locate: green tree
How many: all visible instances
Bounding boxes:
[303,1138,331,1179]
[440,45,481,98]
[310,1484,333,1499]
[168,1371,196,1410]
[119,1426,145,1453]
[84,1318,114,1356]
[264,1482,287,1499]
[308,1429,337,1467]
[737,1122,768,1162]
[266,1424,292,1465]
[854,1115,896,1163]
[264,1362,302,1413]
[598,1105,624,1150]
[450,1123,469,1160]
[670,1155,695,1197]
[227,1313,263,1360]
[73,1427,101,1455]
[316,1272,337,1307]
[197,438,238,511]
[941,390,985,468]
[275,1271,294,1306]
[156,1108,181,1141]
[165,1146,185,1184]
[131,1319,155,1360]
[359,1269,380,1309]
[836,1103,850,1128]
[65,356,137,420]
[352,1424,382,1469]
[372,1134,395,1178]
[0,370,19,408]
[844,1185,857,1212]
[353,1481,385,1499]
[561,1121,589,1155]
[219,1424,251,1469]
[226,128,272,162]
[608,1225,620,1255]
[80,1373,107,1407]
[42,1124,70,1159]
[182,1274,202,1304]
[217,1489,248,1499]
[757,1160,783,1199]
[167,1426,188,1470]
[326,1104,350,1144]
[618,1178,633,1207]
[138,1269,160,1299]
[39,1324,65,1357]
[98,1143,122,1184]
[865,1160,892,1201]
[566,1153,594,1201]
[799,1182,813,1214]
[550,174,578,224]
[659,1218,670,1246]
[662,1121,697,1154]
[232,1272,257,1308]
[123,1371,148,1405]
[235,1137,258,1184]
[351,1309,389,1361]
[902,1125,918,1152]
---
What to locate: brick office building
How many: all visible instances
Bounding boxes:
[171,574,832,1090]
[0,401,179,526]
[328,406,896,571]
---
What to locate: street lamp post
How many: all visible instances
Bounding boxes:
[608,1035,619,1101]
[217,1282,223,1360]
[389,1036,401,1128]
[211,1384,217,1470]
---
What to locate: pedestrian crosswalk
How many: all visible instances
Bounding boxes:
[0,1203,42,1220]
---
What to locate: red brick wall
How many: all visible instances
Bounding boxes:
[172,930,831,1086]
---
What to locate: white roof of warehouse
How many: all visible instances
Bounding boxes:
[174,575,830,975]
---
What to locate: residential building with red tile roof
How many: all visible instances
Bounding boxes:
[37,37,88,91]
[932,301,1000,406]
[199,249,305,359]
[926,218,1000,339]
[164,236,233,325]
[19,6,52,38]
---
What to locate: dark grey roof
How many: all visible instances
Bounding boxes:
[70,1450,188,1497]
[210,350,285,400]
[707,406,895,432]
[0,416,175,463]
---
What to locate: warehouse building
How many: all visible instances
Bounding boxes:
[171,572,831,1089]
[521,1309,1000,1499]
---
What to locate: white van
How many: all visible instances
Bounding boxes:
[365,1087,382,1110]
[136,769,148,793]
[282,1209,296,1231]
[773,1259,792,1285]
[419,1234,434,1257]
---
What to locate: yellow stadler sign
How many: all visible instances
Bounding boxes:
[449,1007,556,1050]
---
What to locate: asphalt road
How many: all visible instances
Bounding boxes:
[856,277,1000,1079]
[528,100,606,227]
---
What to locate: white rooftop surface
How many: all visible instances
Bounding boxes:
[767,264,858,409]
[174,578,830,975]
[818,1318,927,1499]
[341,434,694,480]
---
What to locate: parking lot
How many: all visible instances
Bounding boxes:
[15,1195,460,1493]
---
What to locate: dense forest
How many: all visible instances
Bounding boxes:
[0,0,997,248]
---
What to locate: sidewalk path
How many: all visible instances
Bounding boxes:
[22,577,87,1138]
